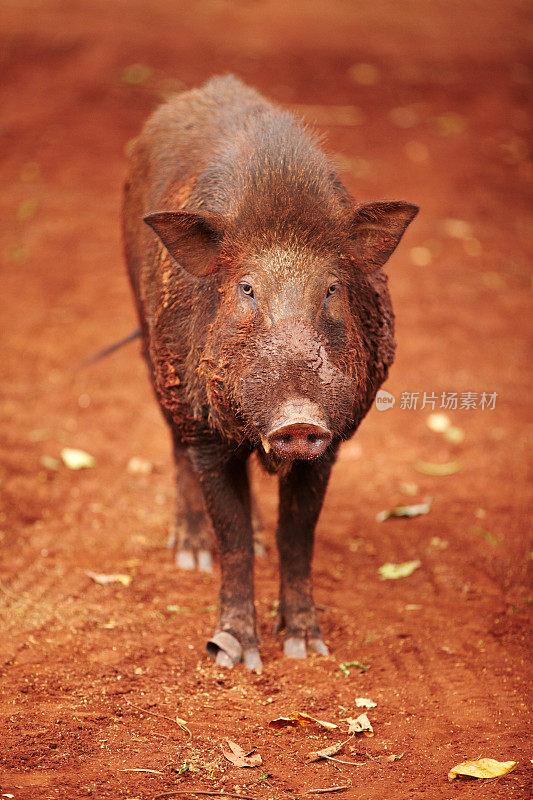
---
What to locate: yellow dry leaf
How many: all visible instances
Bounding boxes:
[297,712,338,730]
[378,560,421,580]
[415,459,462,476]
[448,758,516,781]
[269,712,337,730]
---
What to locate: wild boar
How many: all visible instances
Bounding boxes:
[122,75,418,672]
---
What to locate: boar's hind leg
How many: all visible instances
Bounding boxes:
[276,456,335,659]
[250,466,266,557]
[189,445,262,673]
[169,441,214,572]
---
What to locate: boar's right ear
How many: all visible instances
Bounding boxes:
[346,201,419,273]
[143,210,224,277]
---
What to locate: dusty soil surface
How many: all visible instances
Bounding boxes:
[1,1,531,798]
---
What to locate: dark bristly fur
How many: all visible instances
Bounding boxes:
[122,75,418,671]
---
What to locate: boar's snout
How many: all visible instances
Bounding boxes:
[267,422,332,459]
[265,400,332,460]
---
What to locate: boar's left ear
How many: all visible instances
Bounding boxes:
[346,201,419,273]
[143,210,224,277]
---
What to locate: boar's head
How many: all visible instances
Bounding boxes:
[145,194,417,464]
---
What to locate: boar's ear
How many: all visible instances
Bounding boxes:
[143,210,224,277]
[346,201,419,273]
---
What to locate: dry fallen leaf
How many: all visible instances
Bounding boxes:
[415,459,462,476]
[376,499,432,522]
[269,716,296,728]
[221,739,262,768]
[85,571,131,587]
[355,698,377,709]
[378,560,421,580]
[297,712,338,730]
[346,713,374,736]
[448,758,517,781]
[306,739,350,762]
[61,447,96,470]
[269,712,338,730]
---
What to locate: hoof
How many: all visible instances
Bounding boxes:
[284,636,307,659]
[215,649,235,668]
[308,637,329,656]
[243,648,263,673]
[176,549,196,570]
[197,549,213,572]
[207,631,242,667]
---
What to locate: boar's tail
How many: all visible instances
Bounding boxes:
[80,328,141,368]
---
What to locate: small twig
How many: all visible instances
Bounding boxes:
[121,768,163,774]
[153,792,258,800]
[322,755,365,766]
[125,700,192,738]
[297,785,351,795]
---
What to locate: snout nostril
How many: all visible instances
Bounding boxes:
[266,419,332,460]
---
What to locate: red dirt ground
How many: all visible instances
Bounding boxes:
[1,1,531,798]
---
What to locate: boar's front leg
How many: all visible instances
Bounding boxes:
[276,454,336,659]
[188,444,261,673]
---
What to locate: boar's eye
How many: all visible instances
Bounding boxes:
[326,283,338,298]
[240,283,255,299]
